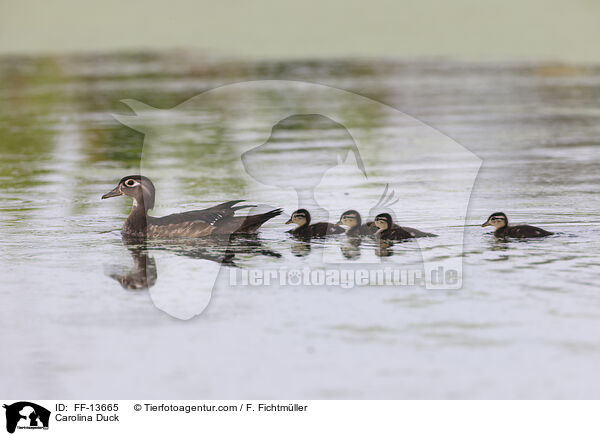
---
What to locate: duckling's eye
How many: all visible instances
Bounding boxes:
[125,179,136,187]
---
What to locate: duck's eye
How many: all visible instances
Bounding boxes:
[125,179,136,187]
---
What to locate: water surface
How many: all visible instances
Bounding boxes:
[1,54,599,398]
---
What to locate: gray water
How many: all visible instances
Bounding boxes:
[1,53,599,399]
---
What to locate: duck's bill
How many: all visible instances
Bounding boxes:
[285,218,292,224]
[481,222,491,227]
[101,186,122,199]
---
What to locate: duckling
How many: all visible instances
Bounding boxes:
[337,210,376,236]
[482,212,553,238]
[286,209,345,238]
[102,175,282,238]
[372,213,413,240]
[369,213,437,238]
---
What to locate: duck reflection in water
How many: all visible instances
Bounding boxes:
[290,239,312,257]
[374,239,395,258]
[227,234,282,260]
[107,243,158,290]
[340,237,362,259]
[107,235,281,290]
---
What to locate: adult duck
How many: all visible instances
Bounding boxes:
[102,175,282,238]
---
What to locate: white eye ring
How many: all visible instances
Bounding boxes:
[125,179,136,187]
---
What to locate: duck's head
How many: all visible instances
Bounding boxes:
[482,212,507,229]
[374,213,393,231]
[102,175,155,210]
[337,210,362,228]
[285,209,310,227]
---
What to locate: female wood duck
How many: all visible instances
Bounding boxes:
[370,213,437,239]
[482,212,553,238]
[286,209,345,237]
[102,175,282,238]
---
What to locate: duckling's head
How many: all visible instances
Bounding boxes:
[337,210,362,228]
[482,212,507,229]
[285,209,310,227]
[374,213,393,230]
[102,175,155,210]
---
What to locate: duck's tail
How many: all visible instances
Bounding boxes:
[234,208,283,234]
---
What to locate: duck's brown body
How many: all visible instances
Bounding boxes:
[376,226,413,240]
[347,221,435,238]
[346,223,376,237]
[289,222,345,238]
[372,213,437,240]
[370,223,437,238]
[493,224,553,238]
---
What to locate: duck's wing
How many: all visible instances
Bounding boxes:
[359,223,377,236]
[146,220,217,238]
[388,227,414,240]
[401,226,438,238]
[151,200,249,226]
[508,225,553,238]
[328,223,346,235]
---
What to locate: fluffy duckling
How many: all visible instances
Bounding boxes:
[482,212,553,238]
[369,213,437,238]
[286,209,345,238]
[372,213,413,240]
[337,210,376,236]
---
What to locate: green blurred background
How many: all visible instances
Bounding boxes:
[1,0,599,62]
